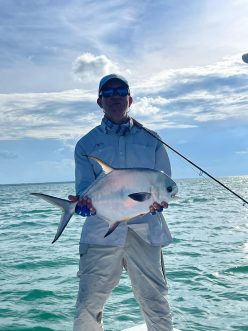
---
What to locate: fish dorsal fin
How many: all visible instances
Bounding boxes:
[88,156,113,174]
[128,192,152,202]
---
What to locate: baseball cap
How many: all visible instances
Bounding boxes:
[98,74,129,96]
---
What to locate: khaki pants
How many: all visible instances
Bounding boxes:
[73,229,173,331]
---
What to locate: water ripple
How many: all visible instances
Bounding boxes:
[1,178,248,331]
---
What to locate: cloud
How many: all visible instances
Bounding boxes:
[72,53,119,82]
[36,158,74,171]
[236,149,248,155]
[0,55,247,140]
[0,89,99,140]
[131,96,196,130]
[132,97,164,116]
[125,0,248,75]
[0,151,18,159]
[132,55,248,124]
[0,1,139,93]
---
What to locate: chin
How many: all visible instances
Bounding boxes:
[109,113,128,123]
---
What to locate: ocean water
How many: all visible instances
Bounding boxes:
[0,176,247,331]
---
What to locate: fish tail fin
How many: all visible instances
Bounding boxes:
[104,221,121,238]
[31,193,77,243]
[31,193,72,210]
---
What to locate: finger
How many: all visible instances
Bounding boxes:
[149,205,156,215]
[77,196,88,206]
[152,202,163,213]
[153,202,161,210]
[90,207,96,216]
[161,201,168,208]
[68,195,78,202]
[86,197,93,209]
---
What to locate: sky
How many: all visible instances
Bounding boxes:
[0,0,248,184]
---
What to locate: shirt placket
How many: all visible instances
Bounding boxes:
[118,135,126,167]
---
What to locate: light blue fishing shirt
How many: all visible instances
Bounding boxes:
[75,117,173,247]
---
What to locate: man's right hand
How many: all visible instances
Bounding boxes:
[68,195,96,216]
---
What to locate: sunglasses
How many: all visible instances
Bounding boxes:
[100,87,130,97]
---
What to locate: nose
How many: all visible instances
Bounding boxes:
[112,90,121,97]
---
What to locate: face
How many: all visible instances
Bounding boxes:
[97,79,133,124]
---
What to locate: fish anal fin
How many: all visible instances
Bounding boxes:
[104,221,121,238]
[128,192,152,202]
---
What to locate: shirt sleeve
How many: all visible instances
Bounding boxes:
[154,136,172,177]
[74,140,96,196]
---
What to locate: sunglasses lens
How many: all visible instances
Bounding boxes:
[101,87,129,97]
[101,89,114,97]
[117,88,129,96]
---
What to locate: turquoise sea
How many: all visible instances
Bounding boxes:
[0,176,247,331]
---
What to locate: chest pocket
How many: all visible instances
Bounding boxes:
[126,143,155,168]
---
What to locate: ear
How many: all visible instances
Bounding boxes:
[128,96,133,107]
[97,97,103,108]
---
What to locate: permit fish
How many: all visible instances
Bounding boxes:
[31,156,178,243]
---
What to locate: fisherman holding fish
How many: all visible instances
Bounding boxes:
[71,74,175,331]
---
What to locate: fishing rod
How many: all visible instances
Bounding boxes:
[132,117,248,206]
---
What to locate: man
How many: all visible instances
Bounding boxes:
[70,74,174,331]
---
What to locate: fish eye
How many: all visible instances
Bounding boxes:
[167,186,173,193]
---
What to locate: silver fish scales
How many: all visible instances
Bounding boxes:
[31,157,178,243]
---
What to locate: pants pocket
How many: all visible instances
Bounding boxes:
[79,243,89,256]
[77,244,89,277]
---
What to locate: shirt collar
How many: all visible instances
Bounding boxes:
[101,116,133,136]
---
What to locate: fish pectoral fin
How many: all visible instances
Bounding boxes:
[104,221,121,238]
[128,192,152,202]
